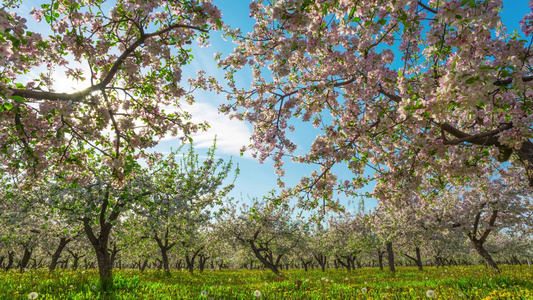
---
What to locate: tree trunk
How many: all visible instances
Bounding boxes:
[517,140,533,187]
[249,241,281,275]
[161,247,170,273]
[199,254,209,273]
[95,246,113,291]
[4,251,14,271]
[336,256,352,272]
[313,253,327,272]
[185,251,199,275]
[378,250,384,270]
[83,216,114,291]
[415,247,422,270]
[404,246,423,271]
[67,250,84,270]
[471,239,499,272]
[19,248,32,273]
[49,237,72,273]
[154,229,175,275]
[300,258,311,272]
[140,259,149,272]
[386,241,395,273]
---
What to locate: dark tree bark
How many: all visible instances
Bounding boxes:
[403,246,423,271]
[19,248,33,273]
[248,240,283,275]
[336,253,356,272]
[185,248,201,275]
[67,250,85,270]
[467,210,500,272]
[299,258,312,272]
[516,140,533,186]
[4,252,14,271]
[153,228,176,275]
[471,239,499,271]
[49,237,74,272]
[377,250,385,270]
[313,253,327,272]
[175,259,183,270]
[336,255,354,272]
[386,241,395,273]
[82,191,116,292]
[198,254,210,273]
[139,258,149,272]
[512,255,522,266]
[82,189,148,291]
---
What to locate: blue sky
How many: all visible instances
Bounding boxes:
[14,0,531,214]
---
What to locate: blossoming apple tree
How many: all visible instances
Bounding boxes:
[220,0,533,205]
[218,198,305,275]
[376,162,531,271]
[133,141,237,275]
[0,0,222,183]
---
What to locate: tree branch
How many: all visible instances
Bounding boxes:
[479,210,498,244]
[440,123,512,146]
[8,23,207,103]
[418,1,438,14]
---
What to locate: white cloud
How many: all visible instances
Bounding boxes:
[181,101,253,158]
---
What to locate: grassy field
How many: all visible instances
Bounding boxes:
[1,265,532,299]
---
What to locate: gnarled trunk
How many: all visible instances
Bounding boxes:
[249,241,282,275]
[154,228,175,275]
[471,238,499,272]
[313,253,327,272]
[67,250,85,270]
[404,246,423,271]
[185,250,200,275]
[300,258,312,272]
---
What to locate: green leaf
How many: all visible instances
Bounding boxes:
[322,3,329,16]
[455,14,462,20]
[53,1,59,10]
[476,102,486,109]
[465,77,476,84]
[10,95,25,102]
[349,7,356,19]
[377,19,386,25]
[15,83,23,88]
[3,102,12,110]
[451,58,457,70]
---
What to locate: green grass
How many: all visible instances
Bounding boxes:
[1,265,532,299]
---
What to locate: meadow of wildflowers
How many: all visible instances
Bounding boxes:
[1,265,532,299]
